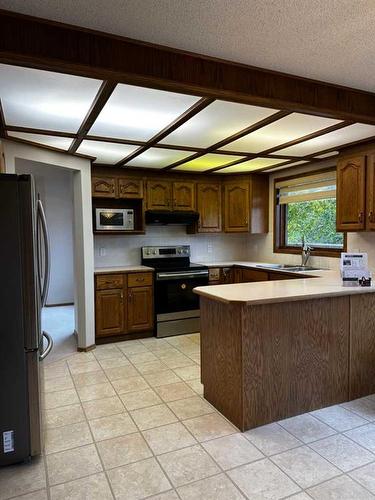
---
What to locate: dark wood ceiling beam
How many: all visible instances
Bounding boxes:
[258,120,354,156]
[4,135,95,159]
[6,125,77,138]
[68,81,117,154]
[163,110,290,171]
[116,97,214,166]
[2,10,375,124]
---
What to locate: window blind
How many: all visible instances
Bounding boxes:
[275,171,336,205]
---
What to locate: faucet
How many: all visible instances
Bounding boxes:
[301,236,313,267]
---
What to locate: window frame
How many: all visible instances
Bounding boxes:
[273,167,347,258]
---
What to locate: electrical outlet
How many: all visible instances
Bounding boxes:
[99,247,106,257]
[207,243,213,254]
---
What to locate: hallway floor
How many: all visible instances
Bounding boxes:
[2,334,375,499]
[42,305,76,364]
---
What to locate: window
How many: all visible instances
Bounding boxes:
[274,169,346,257]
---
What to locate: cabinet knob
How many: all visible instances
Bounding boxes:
[369,211,373,223]
[136,277,144,282]
[359,212,364,223]
[128,292,132,301]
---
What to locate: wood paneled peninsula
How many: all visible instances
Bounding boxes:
[194,269,375,432]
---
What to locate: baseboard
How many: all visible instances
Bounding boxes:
[77,344,96,352]
[45,302,74,307]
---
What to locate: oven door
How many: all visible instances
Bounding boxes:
[155,270,208,314]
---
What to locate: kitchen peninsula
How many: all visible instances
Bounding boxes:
[195,269,375,431]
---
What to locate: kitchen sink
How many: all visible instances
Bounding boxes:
[255,263,321,272]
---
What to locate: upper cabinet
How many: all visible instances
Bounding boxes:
[366,154,375,231]
[223,181,250,232]
[146,180,172,210]
[92,176,143,199]
[146,180,195,211]
[196,182,222,232]
[92,176,117,198]
[118,178,143,199]
[337,156,367,231]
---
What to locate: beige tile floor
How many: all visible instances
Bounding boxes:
[2,333,375,499]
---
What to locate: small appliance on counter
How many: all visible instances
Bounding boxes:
[340,252,372,287]
[95,207,134,231]
[141,245,209,337]
[0,173,53,466]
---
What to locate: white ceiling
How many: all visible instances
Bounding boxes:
[1,0,375,92]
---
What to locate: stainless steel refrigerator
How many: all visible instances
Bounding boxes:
[0,173,53,466]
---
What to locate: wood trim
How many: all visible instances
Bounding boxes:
[68,81,116,153]
[77,344,96,352]
[2,10,375,125]
[44,302,74,307]
[118,97,214,166]
[273,167,347,257]
[6,125,77,138]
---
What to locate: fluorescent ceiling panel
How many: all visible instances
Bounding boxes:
[216,157,285,173]
[126,147,193,169]
[220,113,340,154]
[89,84,200,141]
[76,140,139,163]
[266,160,309,172]
[315,151,339,159]
[276,124,375,156]
[7,131,73,150]
[0,64,102,133]
[173,153,243,172]
[159,101,277,148]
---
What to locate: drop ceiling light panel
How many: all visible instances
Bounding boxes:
[7,131,73,150]
[89,84,200,141]
[76,140,139,163]
[159,101,277,148]
[220,113,341,154]
[315,151,339,158]
[266,160,309,172]
[276,124,375,156]
[173,153,243,172]
[0,64,102,133]
[216,157,286,173]
[126,148,193,169]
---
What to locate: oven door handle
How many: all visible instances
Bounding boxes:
[157,271,209,280]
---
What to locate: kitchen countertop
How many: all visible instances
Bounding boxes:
[194,264,375,305]
[94,265,154,274]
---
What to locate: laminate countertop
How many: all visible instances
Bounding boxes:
[194,265,375,305]
[94,265,154,274]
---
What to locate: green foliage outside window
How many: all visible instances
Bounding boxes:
[286,198,344,248]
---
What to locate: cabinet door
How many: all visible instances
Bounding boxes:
[196,183,222,232]
[118,178,143,199]
[92,176,117,198]
[224,182,250,232]
[240,268,269,282]
[336,156,366,231]
[127,287,153,332]
[172,182,195,210]
[95,289,124,337]
[146,181,172,210]
[366,155,375,230]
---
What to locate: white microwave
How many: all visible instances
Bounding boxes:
[95,208,134,231]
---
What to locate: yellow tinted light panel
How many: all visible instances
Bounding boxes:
[76,140,139,163]
[0,64,102,133]
[89,83,200,141]
[126,148,193,169]
[277,124,375,156]
[266,160,309,172]
[7,131,73,150]
[173,153,243,172]
[159,101,278,148]
[216,157,285,173]
[221,113,340,154]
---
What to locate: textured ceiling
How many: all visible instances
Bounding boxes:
[0,0,375,92]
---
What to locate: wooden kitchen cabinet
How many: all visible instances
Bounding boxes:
[336,156,366,231]
[146,180,172,210]
[118,178,143,199]
[196,182,222,232]
[95,288,125,337]
[366,154,375,230]
[223,181,250,232]
[92,176,117,198]
[127,286,153,332]
[172,181,195,211]
[95,271,154,342]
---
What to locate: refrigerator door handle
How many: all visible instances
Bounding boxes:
[39,331,53,361]
[37,198,50,307]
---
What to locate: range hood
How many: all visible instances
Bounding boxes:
[145,210,199,225]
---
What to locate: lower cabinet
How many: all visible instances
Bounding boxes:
[95,272,154,340]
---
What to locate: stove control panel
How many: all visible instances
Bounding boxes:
[142,245,190,259]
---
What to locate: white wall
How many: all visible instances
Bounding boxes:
[245,161,375,270]
[2,140,95,349]
[15,159,74,305]
[94,227,251,266]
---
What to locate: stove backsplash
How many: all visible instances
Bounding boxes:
[94,226,251,267]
